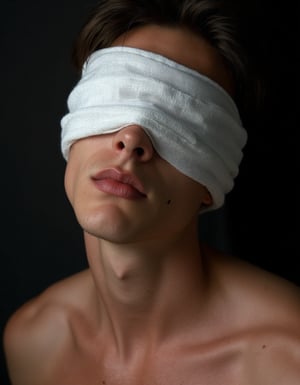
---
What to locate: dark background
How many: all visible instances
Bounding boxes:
[1,1,298,383]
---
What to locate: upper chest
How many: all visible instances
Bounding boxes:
[41,311,300,385]
[45,336,251,385]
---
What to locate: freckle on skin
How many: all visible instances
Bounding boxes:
[262,345,266,349]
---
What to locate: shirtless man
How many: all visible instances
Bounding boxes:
[4,1,300,384]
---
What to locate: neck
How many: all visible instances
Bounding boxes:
[85,221,211,358]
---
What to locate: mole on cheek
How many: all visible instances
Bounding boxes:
[167,200,171,205]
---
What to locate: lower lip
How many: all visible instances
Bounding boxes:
[92,179,146,200]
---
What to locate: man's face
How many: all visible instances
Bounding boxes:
[64,25,232,244]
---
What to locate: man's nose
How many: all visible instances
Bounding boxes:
[112,125,154,162]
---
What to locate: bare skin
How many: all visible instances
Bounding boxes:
[4,25,300,385]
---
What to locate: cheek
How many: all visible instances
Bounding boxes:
[63,141,89,203]
[64,160,80,204]
[166,176,208,213]
[64,163,73,203]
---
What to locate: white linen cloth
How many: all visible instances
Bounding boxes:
[61,47,247,210]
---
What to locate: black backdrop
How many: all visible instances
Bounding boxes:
[1,1,298,383]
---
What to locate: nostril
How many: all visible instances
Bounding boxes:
[135,147,144,157]
[117,141,125,150]
[117,141,145,157]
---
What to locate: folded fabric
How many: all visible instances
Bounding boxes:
[61,46,247,211]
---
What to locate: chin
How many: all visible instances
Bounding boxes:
[76,204,141,243]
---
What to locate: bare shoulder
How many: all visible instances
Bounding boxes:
[4,269,94,385]
[208,245,300,320]
[207,245,300,385]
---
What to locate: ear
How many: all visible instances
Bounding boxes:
[202,188,213,207]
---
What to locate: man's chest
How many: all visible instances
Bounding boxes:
[46,345,247,385]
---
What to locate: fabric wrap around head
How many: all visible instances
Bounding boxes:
[61,46,247,211]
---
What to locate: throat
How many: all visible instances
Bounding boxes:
[102,246,164,308]
[87,232,211,357]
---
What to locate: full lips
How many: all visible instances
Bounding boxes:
[91,168,147,200]
[93,178,146,200]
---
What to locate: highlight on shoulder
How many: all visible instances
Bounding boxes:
[3,270,94,385]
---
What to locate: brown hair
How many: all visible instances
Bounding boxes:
[72,0,260,122]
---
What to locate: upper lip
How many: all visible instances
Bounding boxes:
[91,168,147,196]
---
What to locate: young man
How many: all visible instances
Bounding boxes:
[4,1,300,384]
